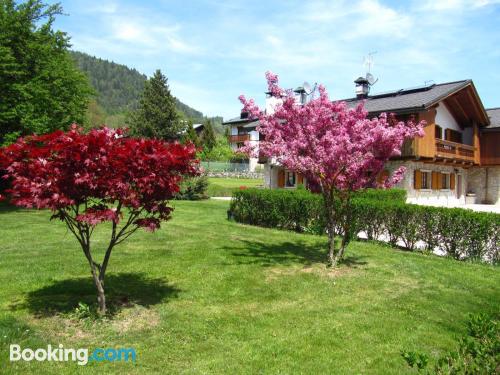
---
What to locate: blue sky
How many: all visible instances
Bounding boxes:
[50,0,500,119]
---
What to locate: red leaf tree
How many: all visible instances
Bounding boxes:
[0,126,198,315]
[239,72,425,267]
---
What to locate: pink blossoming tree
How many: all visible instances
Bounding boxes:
[239,72,425,267]
[0,126,198,314]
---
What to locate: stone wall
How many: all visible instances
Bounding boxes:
[467,166,500,205]
[385,161,468,206]
[206,171,264,179]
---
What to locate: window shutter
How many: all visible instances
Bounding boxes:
[445,129,452,141]
[297,173,304,185]
[278,169,285,188]
[377,170,390,185]
[432,171,440,190]
[450,173,456,190]
[414,170,422,189]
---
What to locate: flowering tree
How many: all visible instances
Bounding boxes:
[0,126,198,314]
[239,72,425,267]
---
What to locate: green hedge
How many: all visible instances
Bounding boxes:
[229,188,499,263]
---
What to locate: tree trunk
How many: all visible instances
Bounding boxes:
[323,187,339,267]
[327,230,336,266]
[83,243,108,316]
[93,273,106,316]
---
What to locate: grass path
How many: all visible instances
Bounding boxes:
[0,200,498,374]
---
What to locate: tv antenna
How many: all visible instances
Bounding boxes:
[362,52,378,88]
[303,81,318,99]
[363,51,377,73]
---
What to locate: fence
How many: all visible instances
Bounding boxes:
[200,161,250,172]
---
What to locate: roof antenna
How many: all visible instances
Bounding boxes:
[363,51,378,87]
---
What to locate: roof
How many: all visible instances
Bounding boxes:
[342,80,471,114]
[192,123,204,129]
[224,79,491,126]
[223,116,258,126]
[485,108,500,130]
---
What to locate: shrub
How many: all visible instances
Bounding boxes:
[229,188,500,263]
[402,313,499,374]
[176,175,209,200]
[352,188,407,202]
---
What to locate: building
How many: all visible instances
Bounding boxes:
[223,79,500,206]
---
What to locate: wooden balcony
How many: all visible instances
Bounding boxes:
[229,134,250,143]
[435,139,475,162]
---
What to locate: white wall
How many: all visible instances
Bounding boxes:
[435,103,474,145]
[435,103,461,135]
[265,96,282,115]
[264,163,279,188]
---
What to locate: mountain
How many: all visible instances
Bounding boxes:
[70,51,203,120]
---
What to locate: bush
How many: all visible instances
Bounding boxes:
[176,175,209,200]
[230,188,324,233]
[402,313,499,374]
[352,188,407,202]
[229,188,500,263]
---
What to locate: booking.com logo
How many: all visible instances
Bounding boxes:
[10,344,136,366]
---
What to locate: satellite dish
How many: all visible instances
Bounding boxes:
[303,81,312,94]
[366,72,378,86]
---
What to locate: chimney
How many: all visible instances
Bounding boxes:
[240,110,249,119]
[354,76,370,99]
[293,87,307,105]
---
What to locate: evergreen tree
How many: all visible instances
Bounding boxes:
[201,119,217,151]
[0,0,93,145]
[183,120,201,148]
[128,69,183,140]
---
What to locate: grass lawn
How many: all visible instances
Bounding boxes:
[0,200,498,374]
[206,177,263,197]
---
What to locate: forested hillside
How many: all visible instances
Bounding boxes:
[70,51,203,119]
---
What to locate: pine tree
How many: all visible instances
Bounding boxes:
[183,120,201,148]
[201,119,217,151]
[0,0,93,145]
[128,69,183,140]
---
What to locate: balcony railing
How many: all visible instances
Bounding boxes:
[435,139,475,162]
[229,134,250,143]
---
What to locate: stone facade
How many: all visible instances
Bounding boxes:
[467,166,500,205]
[384,161,468,206]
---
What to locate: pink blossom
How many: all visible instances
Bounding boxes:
[238,72,425,192]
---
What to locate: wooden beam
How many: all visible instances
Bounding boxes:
[465,87,486,125]
[446,95,470,127]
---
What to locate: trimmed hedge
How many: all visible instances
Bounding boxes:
[229,188,500,263]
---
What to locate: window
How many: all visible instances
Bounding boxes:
[435,125,442,139]
[421,171,431,189]
[445,129,462,143]
[285,171,296,188]
[441,173,450,190]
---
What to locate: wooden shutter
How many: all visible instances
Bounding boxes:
[431,171,440,190]
[377,170,390,185]
[450,173,456,190]
[435,125,442,139]
[414,170,422,190]
[297,173,304,185]
[277,169,285,188]
[445,128,451,141]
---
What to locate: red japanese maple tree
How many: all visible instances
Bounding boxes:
[0,126,198,315]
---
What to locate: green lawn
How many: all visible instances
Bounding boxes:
[206,177,263,197]
[0,200,498,374]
